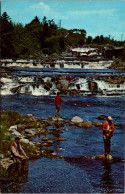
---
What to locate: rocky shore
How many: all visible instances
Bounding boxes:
[0,110,103,176]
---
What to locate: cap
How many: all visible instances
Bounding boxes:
[108,116,112,121]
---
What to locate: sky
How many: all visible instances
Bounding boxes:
[1,0,125,41]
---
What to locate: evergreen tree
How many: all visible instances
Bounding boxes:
[1,12,15,58]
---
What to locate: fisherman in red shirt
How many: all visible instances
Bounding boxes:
[102,116,115,158]
[55,92,63,117]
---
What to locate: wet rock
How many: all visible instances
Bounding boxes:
[78,122,93,128]
[93,122,102,127]
[39,137,67,142]
[98,115,107,120]
[84,154,113,160]
[56,80,69,90]
[52,117,64,122]
[71,116,83,123]
[41,141,54,147]
[25,128,37,136]
[44,80,52,90]
[69,90,79,95]
[89,81,98,90]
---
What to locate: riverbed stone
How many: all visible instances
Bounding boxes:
[57,80,69,90]
[71,116,83,123]
[9,125,18,131]
[98,115,107,120]
[25,128,37,136]
[11,130,24,138]
[0,158,14,171]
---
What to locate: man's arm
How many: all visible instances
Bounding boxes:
[109,123,115,132]
[11,145,23,159]
[20,144,29,159]
[102,122,108,131]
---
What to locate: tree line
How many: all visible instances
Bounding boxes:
[1,12,125,58]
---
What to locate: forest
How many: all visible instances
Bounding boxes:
[1,12,125,58]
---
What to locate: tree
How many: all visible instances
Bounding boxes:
[1,12,15,58]
[86,36,93,44]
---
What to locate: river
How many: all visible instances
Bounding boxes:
[1,67,125,193]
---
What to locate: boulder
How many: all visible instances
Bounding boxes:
[98,115,107,120]
[57,80,69,90]
[21,138,34,146]
[71,116,83,123]
[44,80,52,90]
[9,125,18,131]
[11,130,24,138]
[89,81,98,90]
[25,128,37,136]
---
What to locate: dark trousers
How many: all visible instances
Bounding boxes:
[104,139,111,155]
[55,105,60,117]
[12,156,29,173]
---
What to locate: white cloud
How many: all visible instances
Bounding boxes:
[29,2,50,15]
[29,2,68,20]
[68,9,116,17]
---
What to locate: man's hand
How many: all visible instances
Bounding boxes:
[19,155,24,159]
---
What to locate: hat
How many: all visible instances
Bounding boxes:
[108,116,112,121]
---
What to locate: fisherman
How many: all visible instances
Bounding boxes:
[11,137,29,172]
[102,116,115,158]
[55,92,63,117]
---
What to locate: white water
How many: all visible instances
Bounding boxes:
[1,75,125,96]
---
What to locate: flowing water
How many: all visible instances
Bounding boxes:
[1,67,125,193]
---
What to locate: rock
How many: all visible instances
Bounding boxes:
[41,141,54,147]
[78,122,93,128]
[0,153,4,159]
[93,122,102,126]
[44,80,52,90]
[25,128,37,136]
[17,124,26,133]
[27,114,34,116]
[9,125,18,131]
[89,81,98,90]
[57,80,69,90]
[52,117,64,121]
[85,154,114,160]
[71,116,83,123]
[0,158,14,170]
[21,138,29,144]
[98,115,107,120]
[11,130,24,138]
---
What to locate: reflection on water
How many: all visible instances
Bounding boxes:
[100,160,114,193]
